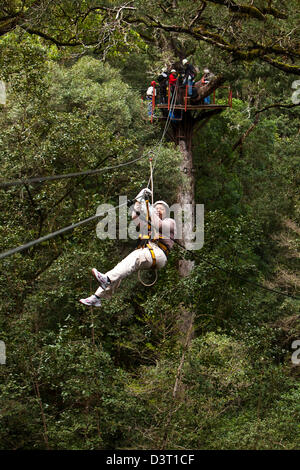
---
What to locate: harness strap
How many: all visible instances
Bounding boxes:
[138,235,151,241]
[146,243,156,268]
[155,240,170,258]
[145,199,152,234]
[135,199,170,267]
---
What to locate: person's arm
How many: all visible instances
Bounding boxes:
[150,216,176,241]
[132,201,141,220]
[149,208,162,231]
[131,188,152,222]
[162,218,176,240]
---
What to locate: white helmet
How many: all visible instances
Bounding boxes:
[182,59,188,65]
[204,68,210,73]
[153,200,170,217]
[171,69,176,73]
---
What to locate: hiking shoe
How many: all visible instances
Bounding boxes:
[92,268,110,290]
[79,294,101,307]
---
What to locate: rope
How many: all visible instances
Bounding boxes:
[138,268,158,287]
[146,82,179,190]
[0,155,148,189]
[0,202,128,261]
[149,157,154,205]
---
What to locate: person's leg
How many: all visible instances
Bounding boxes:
[80,246,167,306]
[159,87,164,104]
[95,248,153,297]
[162,86,167,103]
[147,97,152,116]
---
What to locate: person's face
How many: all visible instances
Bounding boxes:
[155,204,167,219]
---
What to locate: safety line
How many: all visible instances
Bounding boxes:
[0,203,128,261]
[147,82,179,188]
[0,155,148,189]
[0,87,178,260]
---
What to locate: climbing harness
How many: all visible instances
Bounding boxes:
[136,193,171,287]
[136,197,158,286]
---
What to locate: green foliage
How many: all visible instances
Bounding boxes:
[0,18,299,451]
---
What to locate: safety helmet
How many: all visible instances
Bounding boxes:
[204,68,210,73]
[151,80,156,85]
[153,200,170,217]
[182,59,188,65]
[171,69,176,73]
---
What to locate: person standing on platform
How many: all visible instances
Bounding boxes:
[201,68,214,104]
[182,59,196,97]
[169,69,177,95]
[146,81,157,116]
[157,68,168,104]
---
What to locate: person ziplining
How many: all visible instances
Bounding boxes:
[79,188,177,307]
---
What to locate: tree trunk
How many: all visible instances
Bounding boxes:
[174,112,195,277]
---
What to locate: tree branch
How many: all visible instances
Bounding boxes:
[193,75,226,103]
[205,0,287,20]
[189,2,207,29]
[261,56,300,75]
[21,27,89,47]
[232,113,260,152]
[254,102,300,115]
[260,6,288,19]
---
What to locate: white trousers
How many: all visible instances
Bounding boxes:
[95,242,167,298]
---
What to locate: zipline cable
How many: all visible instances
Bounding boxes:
[0,202,128,261]
[0,92,177,260]
[147,82,179,189]
[1,84,178,190]
[1,85,176,191]
[0,154,148,189]
[1,192,298,301]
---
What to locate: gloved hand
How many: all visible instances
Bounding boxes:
[135,187,152,202]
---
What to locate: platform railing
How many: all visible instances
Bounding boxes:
[213,85,232,108]
[145,82,232,121]
[165,83,232,108]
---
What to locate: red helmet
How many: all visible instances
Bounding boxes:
[151,81,156,85]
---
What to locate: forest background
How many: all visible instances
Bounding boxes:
[0,0,299,450]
